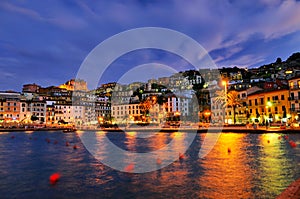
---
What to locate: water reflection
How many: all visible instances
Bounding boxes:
[0,131,299,198]
[199,133,253,198]
[258,133,296,196]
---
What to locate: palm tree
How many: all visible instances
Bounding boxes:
[215,90,241,124]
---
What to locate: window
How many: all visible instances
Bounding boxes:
[255,99,258,105]
[298,80,300,88]
[291,93,295,100]
[249,100,252,106]
[282,106,286,111]
[292,104,295,111]
[260,98,264,105]
[290,81,294,89]
[267,97,270,101]
[250,109,252,113]
[281,95,285,100]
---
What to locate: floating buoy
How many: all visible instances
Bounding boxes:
[227,147,231,153]
[49,173,60,185]
[11,135,15,139]
[156,158,162,165]
[45,138,50,143]
[179,153,185,160]
[65,142,69,147]
[267,140,270,144]
[289,141,297,148]
[278,136,281,140]
[73,145,77,150]
[284,135,289,140]
[54,140,58,145]
[124,163,134,173]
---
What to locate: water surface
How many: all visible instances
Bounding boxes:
[0,131,299,198]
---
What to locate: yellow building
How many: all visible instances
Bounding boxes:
[247,89,290,123]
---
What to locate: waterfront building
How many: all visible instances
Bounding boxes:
[111,103,142,124]
[247,88,290,123]
[0,91,21,127]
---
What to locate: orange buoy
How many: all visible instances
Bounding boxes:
[73,145,77,150]
[179,153,185,160]
[227,147,231,153]
[124,163,135,173]
[267,140,270,144]
[49,173,60,185]
[278,136,281,140]
[156,158,162,165]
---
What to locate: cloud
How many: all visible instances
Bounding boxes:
[1,0,300,90]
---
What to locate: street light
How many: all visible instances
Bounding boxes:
[222,80,228,123]
[222,80,227,96]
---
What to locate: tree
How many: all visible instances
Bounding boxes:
[276,57,282,64]
[215,90,241,124]
[30,115,39,122]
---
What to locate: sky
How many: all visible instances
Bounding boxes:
[1,0,300,91]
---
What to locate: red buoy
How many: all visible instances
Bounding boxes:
[227,147,231,153]
[11,135,15,139]
[124,163,135,173]
[179,153,185,160]
[73,145,77,150]
[156,158,162,165]
[49,173,60,185]
[289,141,297,148]
[278,136,281,140]
[267,140,270,144]
[65,141,69,147]
[54,140,58,145]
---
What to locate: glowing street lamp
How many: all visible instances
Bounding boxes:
[222,80,228,124]
[222,80,227,96]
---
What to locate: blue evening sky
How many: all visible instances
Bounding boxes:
[0,0,300,91]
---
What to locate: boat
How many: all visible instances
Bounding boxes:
[63,128,77,133]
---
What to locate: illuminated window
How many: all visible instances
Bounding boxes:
[290,82,294,88]
[298,81,300,88]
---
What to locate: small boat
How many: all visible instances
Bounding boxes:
[63,128,77,133]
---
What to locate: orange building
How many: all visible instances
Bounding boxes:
[0,91,21,127]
